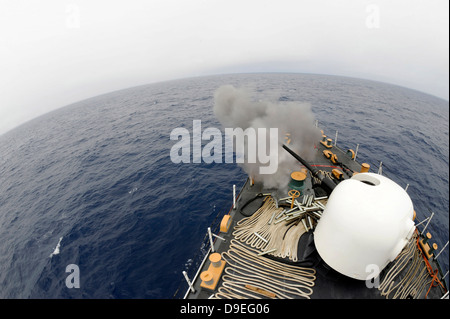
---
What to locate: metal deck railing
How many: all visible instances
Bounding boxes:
[172,178,248,299]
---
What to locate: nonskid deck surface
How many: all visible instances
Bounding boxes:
[185,141,447,299]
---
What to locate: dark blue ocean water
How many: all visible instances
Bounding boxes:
[0,73,448,298]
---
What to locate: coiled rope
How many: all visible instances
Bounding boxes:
[378,233,432,299]
[232,197,307,261]
[312,169,334,184]
[214,239,316,299]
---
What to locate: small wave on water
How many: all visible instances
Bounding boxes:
[128,187,138,194]
[49,237,63,258]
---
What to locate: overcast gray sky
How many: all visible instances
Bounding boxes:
[0,0,448,136]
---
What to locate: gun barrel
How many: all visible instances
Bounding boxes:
[282,144,318,175]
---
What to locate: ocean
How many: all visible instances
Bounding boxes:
[0,73,448,298]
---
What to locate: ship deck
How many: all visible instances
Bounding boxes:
[182,138,448,299]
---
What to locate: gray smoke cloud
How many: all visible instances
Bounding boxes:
[213,85,321,190]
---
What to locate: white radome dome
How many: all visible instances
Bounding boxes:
[314,173,415,280]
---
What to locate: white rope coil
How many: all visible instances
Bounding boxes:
[232,197,308,261]
[378,233,431,299]
[214,239,316,299]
